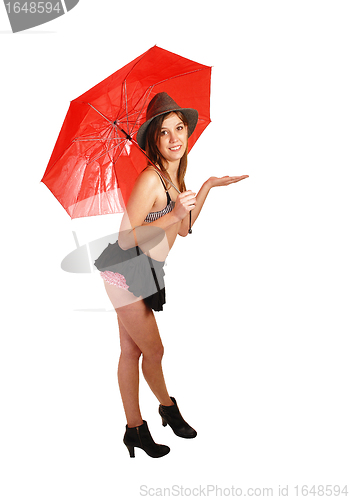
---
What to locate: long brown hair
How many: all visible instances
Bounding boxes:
[145,111,188,192]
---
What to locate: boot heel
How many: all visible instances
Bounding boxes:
[159,397,197,439]
[126,445,135,458]
[123,421,170,458]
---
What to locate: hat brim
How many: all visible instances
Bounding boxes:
[136,108,198,151]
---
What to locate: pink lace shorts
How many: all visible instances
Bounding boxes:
[100,271,129,290]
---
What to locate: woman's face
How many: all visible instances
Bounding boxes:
[157,112,188,165]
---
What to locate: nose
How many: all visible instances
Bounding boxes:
[169,130,178,143]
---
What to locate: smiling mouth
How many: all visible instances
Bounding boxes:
[169,145,181,151]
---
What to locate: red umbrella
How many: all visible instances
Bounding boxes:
[41,46,211,219]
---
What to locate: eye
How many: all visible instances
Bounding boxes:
[177,125,184,131]
[160,130,168,136]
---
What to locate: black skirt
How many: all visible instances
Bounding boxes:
[94,240,166,311]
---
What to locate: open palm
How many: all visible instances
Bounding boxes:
[208,175,249,187]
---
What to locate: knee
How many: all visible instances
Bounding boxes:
[143,343,164,364]
[120,345,142,362]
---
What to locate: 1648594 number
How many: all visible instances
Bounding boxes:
[5,2,62,14]
[294,485,348,496]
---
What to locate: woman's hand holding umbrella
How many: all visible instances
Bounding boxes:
[173,190,197,221]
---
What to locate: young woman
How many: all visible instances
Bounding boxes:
[94,92,248,458]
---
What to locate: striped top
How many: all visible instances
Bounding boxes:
[144,170,176,223]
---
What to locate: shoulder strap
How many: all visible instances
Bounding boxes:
[152,169,172,205]
[152,168,168,191]
[145,167,192,233]
[149,168,173,205]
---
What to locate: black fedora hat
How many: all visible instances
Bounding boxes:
[136,92,198,150]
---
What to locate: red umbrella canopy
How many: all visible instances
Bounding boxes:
[41,46,211,218]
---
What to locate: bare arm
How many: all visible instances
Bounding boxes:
[178,175,249,237]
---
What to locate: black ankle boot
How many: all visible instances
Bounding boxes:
[159,397,197,439]
[123,420,170,458]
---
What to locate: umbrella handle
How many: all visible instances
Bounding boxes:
[132,228,141,256]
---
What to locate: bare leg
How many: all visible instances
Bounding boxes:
[117,317,143,427]
[103,282,173,427]
[117,300,173,406]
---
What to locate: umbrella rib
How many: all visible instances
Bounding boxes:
[156,67,207,87]
[87,103,114,125]
[105,125,123,165]
[73,137,121,142]
[73,129,125,145]
[129,86,154,136]
[73,124,126,164]
[84,102,129,159]
[85,141,127,166]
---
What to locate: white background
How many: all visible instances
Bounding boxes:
[1,1,349,498]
